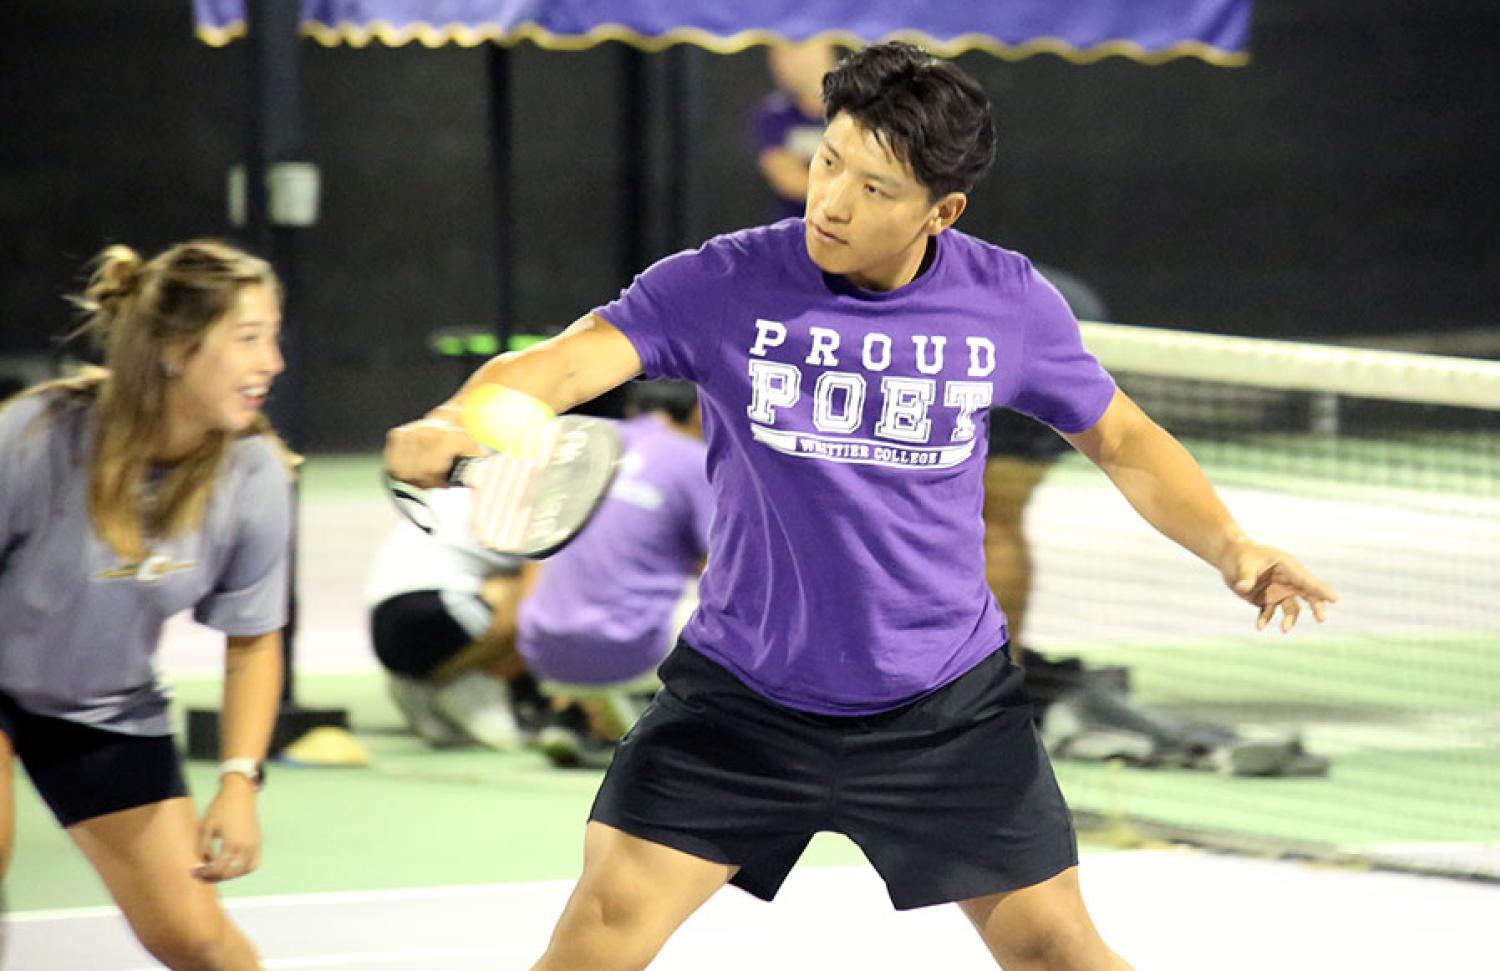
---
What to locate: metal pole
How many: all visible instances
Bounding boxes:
[247,0,306,710]
[665,45,706,250]
[618,44,650,285]
[247,0,306,449]
[486,45,516,351]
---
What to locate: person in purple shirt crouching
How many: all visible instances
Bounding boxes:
[386,42,1337,971]
[519,380,711,769]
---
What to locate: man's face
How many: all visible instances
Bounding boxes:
[803,112,962,291]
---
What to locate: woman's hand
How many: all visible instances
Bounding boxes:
[191,776,261,883]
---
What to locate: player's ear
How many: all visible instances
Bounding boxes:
[160,346,187,379]
[927,192,967,235]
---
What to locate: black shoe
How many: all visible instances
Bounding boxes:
[507,673,550,737]
[538,704,617,770]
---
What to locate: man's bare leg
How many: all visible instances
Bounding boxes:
[532,822,735,971]
[959,866,1133,971]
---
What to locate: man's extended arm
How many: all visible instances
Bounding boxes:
[1063,389,1337,631]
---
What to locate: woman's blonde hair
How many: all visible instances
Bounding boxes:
[16,240,293,561]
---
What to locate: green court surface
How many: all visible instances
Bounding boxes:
[6,673,872,912]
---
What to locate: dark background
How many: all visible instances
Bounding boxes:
[2,0,1496,450]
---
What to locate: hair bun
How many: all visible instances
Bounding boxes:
[83,244,145,313]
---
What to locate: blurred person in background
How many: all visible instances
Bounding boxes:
[365,489,547,751]
[519,380,711,769]
[983,269,1113,723]
[751,39,838,220]
[0,241,291,970]
[365,379,709,770]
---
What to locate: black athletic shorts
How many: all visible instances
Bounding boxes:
[986,408,1070,461]
[591,641,1078,910]
[0,690,188,827]
[370,590,487,678]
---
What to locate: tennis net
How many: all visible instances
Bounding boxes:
[1028,322,1500,881]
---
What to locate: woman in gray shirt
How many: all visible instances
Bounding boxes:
[0,240,292,970]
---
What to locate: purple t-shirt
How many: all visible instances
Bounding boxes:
[517,415,711,685]
[595,219,1116,715]
[750,91,824,221]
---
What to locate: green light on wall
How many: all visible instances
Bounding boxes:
[465,334,500,356]
[430,330,547,357]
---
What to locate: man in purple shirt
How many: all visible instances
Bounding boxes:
[388,42,1336,971]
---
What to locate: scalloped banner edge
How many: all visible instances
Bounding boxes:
[194,20,1250,67]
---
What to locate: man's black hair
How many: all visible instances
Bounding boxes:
[630,379,698,424]
[822,42,997,198]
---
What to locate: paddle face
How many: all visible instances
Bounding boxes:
[385,415,622,558]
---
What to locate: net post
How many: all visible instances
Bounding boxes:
[186,0,349,761]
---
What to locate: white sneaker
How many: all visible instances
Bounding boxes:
[431,671,525,752]
[387,676,468,747]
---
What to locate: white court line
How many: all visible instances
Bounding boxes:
[119,946,513,971]
[8,880,576,923]
[9,852,1500,971]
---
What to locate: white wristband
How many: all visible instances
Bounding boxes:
[219,758,263,789]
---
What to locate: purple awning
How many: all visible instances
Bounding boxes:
[194,1,1252,66]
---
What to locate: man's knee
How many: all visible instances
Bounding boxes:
[1005,908,1124,971]
[964,868,1124,971]
[1003,926,1065,968]
[535,876,665,971]
[533,824,732,971]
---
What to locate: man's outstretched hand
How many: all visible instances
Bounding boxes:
[1221,541,1339,633]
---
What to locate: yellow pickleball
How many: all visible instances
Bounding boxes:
[461,384,556,454]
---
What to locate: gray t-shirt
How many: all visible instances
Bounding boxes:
[0,391,292,735]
